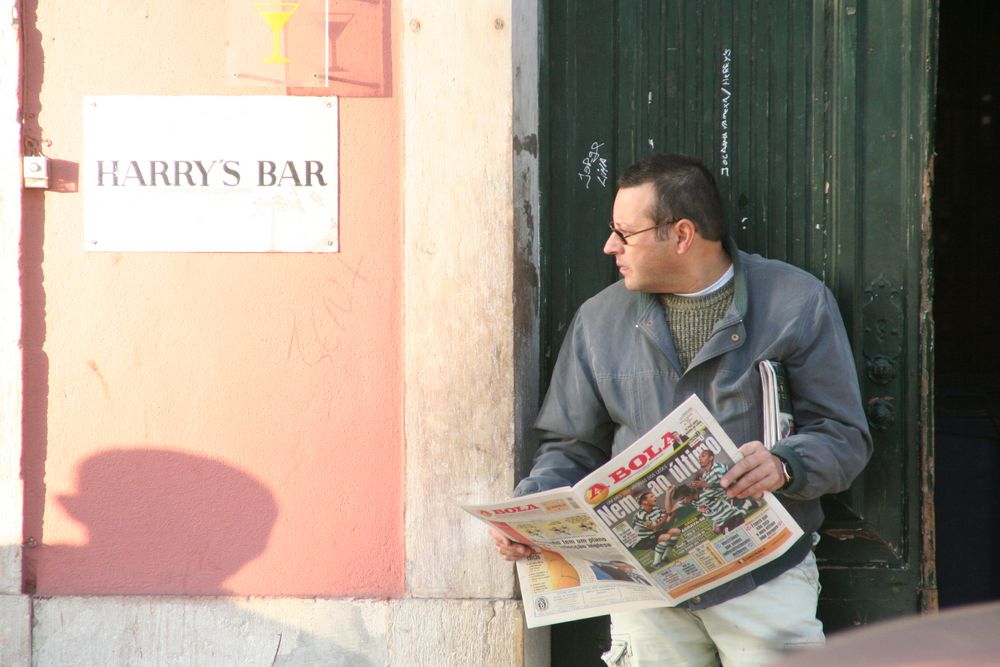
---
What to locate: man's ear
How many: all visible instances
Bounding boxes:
[673,218,698,253]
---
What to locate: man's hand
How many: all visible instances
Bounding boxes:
[490,527,535,561]
[720,441,785,499]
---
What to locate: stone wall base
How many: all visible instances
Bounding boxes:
[30,596,548,666]
[0,594,31,667]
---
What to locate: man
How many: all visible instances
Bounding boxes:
[632,485,700,568]
[631,490,678,568]
[490,153,872,666]
[690,448,749,534]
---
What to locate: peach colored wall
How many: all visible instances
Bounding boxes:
[20,0,403,596]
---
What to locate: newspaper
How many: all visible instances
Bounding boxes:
[462,395,803,627]
[759,360,796,448]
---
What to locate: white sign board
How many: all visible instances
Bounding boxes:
[83,96,339,252]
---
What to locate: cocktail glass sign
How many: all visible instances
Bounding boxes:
[228,0,329,87]
[257,2,299,63]
[83,96,339,253]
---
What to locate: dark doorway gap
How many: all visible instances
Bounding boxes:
[932,0,1000,608]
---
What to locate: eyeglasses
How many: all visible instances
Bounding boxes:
[607,220,674,245]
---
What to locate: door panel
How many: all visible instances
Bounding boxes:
[540,1,936,649]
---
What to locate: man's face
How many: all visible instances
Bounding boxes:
[604,182,678,292]
[699,450,714,468]
[640,494,655,510]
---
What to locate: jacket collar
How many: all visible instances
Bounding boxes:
[723,236,748,323]
[633,237,748,373]
[637,236,747,322]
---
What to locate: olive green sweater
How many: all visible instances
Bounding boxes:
[658,279,735,369]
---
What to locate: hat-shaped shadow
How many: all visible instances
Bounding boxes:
[36,448,278,595]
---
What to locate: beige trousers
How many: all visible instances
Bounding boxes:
[603,551,825,667]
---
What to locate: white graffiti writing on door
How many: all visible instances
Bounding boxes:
[578,141,609,189]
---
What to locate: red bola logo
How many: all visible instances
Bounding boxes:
[493,504,539,514]
[585,483,609,504]
[479,510,492,518]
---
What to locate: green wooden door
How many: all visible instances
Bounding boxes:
[539,1,936,659]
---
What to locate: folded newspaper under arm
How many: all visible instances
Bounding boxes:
[460,395,803,628]
[759,360,796,449]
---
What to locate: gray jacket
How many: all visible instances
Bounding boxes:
[515,241,872,608]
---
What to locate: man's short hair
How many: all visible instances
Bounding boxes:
[618,153,728,241]
[674,484,696,501]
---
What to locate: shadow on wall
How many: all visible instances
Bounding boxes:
[287,0,394,97]
[27,448,278,595]
[19,0,50,594]
[26,449,387,665]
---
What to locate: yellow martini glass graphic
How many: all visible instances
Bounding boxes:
[256,2,300,63]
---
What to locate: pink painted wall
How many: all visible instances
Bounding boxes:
[20,0,403,596]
